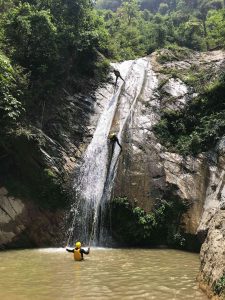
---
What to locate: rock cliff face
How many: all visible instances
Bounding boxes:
[111,50,225,297]
[114,50,224,236]
[197,142,225,299]
[0,186,64,248]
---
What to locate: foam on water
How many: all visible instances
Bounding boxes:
[38,248,65,253]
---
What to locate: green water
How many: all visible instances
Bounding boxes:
[0,248,208,300]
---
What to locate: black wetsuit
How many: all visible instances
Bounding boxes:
[110,135,122,151]
[114,70,124,85]
[66,247,89,259]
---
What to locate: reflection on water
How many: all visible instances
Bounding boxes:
[0,248,207,300]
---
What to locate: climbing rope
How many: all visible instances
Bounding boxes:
[88,218,96,247]
[66,210,77,246]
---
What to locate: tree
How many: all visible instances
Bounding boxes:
[158,3,169,15]
[4,3,58,81]
[206,9,225,48]
[176,17,205,50]
[4,1,110,85]
[0,53,26,129]
[118,0,140,25]
[0,0,15,13]
[152,14,168,47]
[197,0,223,49]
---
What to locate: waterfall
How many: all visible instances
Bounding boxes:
[67,58,150,247]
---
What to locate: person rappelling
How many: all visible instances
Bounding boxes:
[113,69,125,86]
[66,241,90,261]
[109,133,122,152]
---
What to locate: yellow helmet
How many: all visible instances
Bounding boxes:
[75,241,81,249]
[109,133,116,139]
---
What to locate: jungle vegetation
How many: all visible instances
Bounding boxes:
[0,0,224,204]
[0,0,224,134]
[96,0,225,60]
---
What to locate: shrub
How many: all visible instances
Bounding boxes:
[154,72,225,155]
[0,53,26,129]
[110,194,188,247]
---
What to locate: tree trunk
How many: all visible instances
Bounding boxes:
[202,19,209,51]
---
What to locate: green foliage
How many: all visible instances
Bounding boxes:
[0,1,112,214]
[0,52,26,128]
[167,226,186,247]
[110,195,188,247]
[97,0,225,59]
[44,168,57,179]
[154,73,225,155]
[175,17,207,50]
[0,0,15,14]
[100,0,146,60]
[1,0,225,117]
[0,0,114,145]
[206,9,225,49]
[213,274,225,295]
[4,3,58,80]
[1,0,110,116]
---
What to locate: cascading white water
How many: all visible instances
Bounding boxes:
[67,58,151,246]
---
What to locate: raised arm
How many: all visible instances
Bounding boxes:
[81,247,90,255]
[66,247,74,253]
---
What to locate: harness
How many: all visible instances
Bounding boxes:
[74,248,82,261]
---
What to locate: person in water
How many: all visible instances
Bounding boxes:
[109,133,122,152]
[114,69,124,86]
[66,241,90,261]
